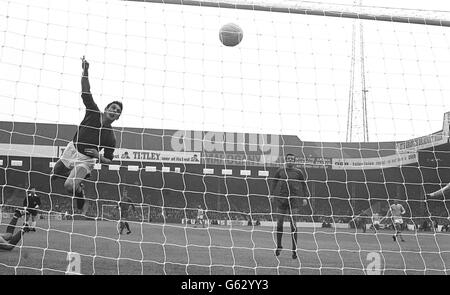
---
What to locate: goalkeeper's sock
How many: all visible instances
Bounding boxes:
[275,248,282,256]
[75,189,85,210]
[74,188,84,198]
[291,231,298,251]
[276,232,283,250]
[125,222,131,232]
[31,221,37,229]
[8,230,24,246]
[82,203,89,216]
[6,215,20,234]
[13,210,23,219]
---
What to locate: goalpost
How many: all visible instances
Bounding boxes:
[1,0,450,275]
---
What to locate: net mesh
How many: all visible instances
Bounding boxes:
[0,0,450,275]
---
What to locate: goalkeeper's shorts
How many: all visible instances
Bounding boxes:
[26,208,38,216]
[60,141,97,173]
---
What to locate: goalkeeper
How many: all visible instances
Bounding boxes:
[50,56,122,213]
[270,153,309,260]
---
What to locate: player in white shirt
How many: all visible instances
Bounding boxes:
[196,205,206,228]
[386,200,406,242]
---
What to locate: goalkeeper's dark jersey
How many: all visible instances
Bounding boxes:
[273,167,306,197]
[73,93,116,161]
[272,167,307,209]
[23,192,41,209]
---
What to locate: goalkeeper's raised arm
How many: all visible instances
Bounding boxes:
[427,182,450,199]
[81,56,91,95]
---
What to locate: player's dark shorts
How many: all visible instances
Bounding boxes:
[26,208,38,216]
[120,211,129,220]
[276,197,301,214]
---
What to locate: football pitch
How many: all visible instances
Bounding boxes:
[1,220,449,275]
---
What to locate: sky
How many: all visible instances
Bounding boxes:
[1,0,450,143]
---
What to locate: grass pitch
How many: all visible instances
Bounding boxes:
[1,220,449,275]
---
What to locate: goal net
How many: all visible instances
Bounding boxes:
[1,0,450,275]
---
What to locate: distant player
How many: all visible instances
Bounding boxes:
[195,205,206,228]
[372,213,381,230]
[50,57,122,214]
[386,200,406,242]
[352,209,370,233]
[117,195,136,235]
[270,153,309,259]
[0,210,26,251]
[23,188,41,232]
[161,208,166,220]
